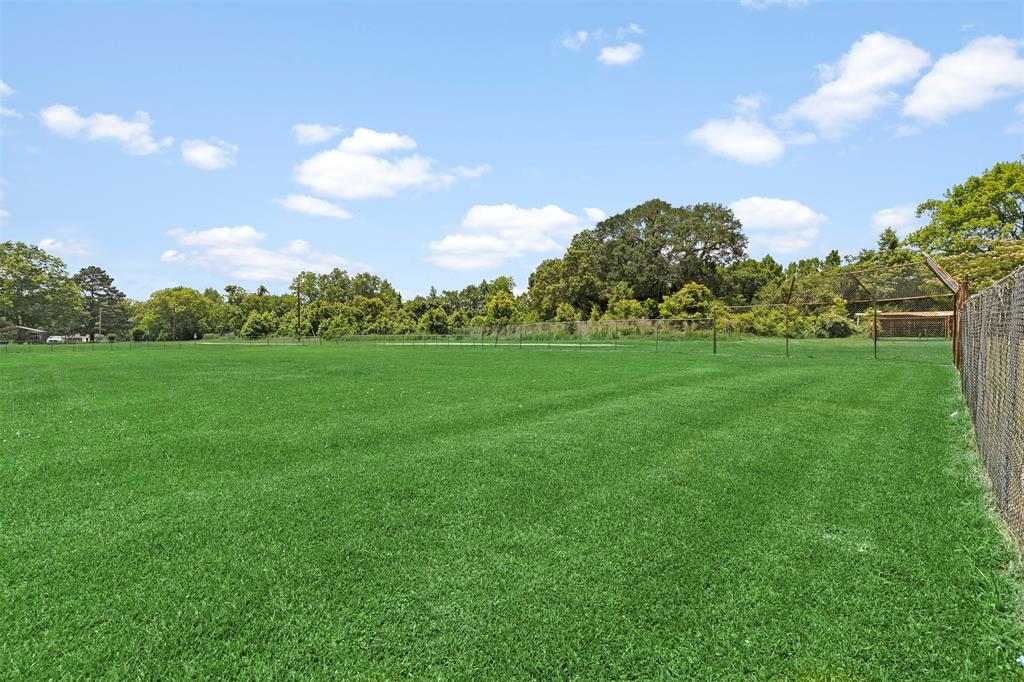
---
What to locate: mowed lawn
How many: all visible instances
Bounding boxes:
[1,346,1021,679]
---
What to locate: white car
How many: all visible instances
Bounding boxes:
[46,335,65,344]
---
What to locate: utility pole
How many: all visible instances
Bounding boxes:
[295,280,302,337]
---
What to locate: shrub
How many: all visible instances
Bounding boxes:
[555,303,582,322]
[240,311,279,339]
[659,283,715,319]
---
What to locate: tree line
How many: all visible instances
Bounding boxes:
[2,157,1021,341]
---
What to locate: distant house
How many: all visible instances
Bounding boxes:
[0,325,49,343]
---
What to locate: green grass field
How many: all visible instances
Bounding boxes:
[2,346,1021,678]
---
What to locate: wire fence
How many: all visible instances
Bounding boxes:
[959,265,1024,546]
[1,317,956,363]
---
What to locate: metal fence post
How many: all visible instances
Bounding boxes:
[712,313,717,355]
[873,304,878,360]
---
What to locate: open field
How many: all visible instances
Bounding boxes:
[1,346,1021,678]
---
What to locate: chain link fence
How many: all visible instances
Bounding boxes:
[959,265,1024,546]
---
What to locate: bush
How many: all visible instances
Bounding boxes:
[419,307,449,334]
[813,310,855,338]
[555,303,582,322]
[813,300,855,338]
[240,311,279,339]
[659,283,715,319]
[319,316,356,340]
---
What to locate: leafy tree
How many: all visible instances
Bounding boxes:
[318,315,356,340]
[824,249,842,270]
[659,282,715,319]
[933,239,1024,291]
[351,272,401,307]
[136,287,212,340]
[527,251,602,319]
[601,282,647,320]
[851,228,915,268]
[73,266,129,339]
[367,304,415,334]
[906,157,1024,254]
[569,199,747,302]
[240,311,278,338]
[484,289,517,325]
[278,309,313,337]
[419,307,449,334]
[555,303,582,322]
[723,256,784,304]
[0,241,83,331]
[813,299,855,338]
[447,309,470,331]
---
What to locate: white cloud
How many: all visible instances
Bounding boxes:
[292,123,344,145]
[740,0,810,8]
[903,36,1024,122]
[426,204,596,270]
[689,116,785,165]
[452,164,492,179]
[162,225,366,281]
[0,81,12,97]
[168,225,263,247]
[1,107,22,119]
[40,104,173,155]
[0,209,9,222]
[40,104,86,136]
[181,138,237,170]
[280,194,352,220]
[562,30,589,51]
[781,33,931,137]
[38,237,89,257]
[871,205,919,237]
[584,207,607,222]
[338,127,417,155]
[730,196,826,253]
[294,127,479,200]
[598,42,643,66]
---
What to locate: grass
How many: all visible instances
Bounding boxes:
[1,345,1021,679]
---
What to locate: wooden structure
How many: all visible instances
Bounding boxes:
[0,325,48,343]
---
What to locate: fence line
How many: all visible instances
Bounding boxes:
[959,265,1023,546]
[2,315,955,363]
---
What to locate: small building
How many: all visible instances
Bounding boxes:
[0,325,49,344]
[856,311,954,338]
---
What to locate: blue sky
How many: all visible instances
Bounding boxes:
[1,1,1022,299]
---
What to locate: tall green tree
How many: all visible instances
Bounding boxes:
[722,256,784,305]
[906,157,1024,254]
[73,266,129,339]
[136,287,212,340]
[0,241,83,331]
[566,199,747,303]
